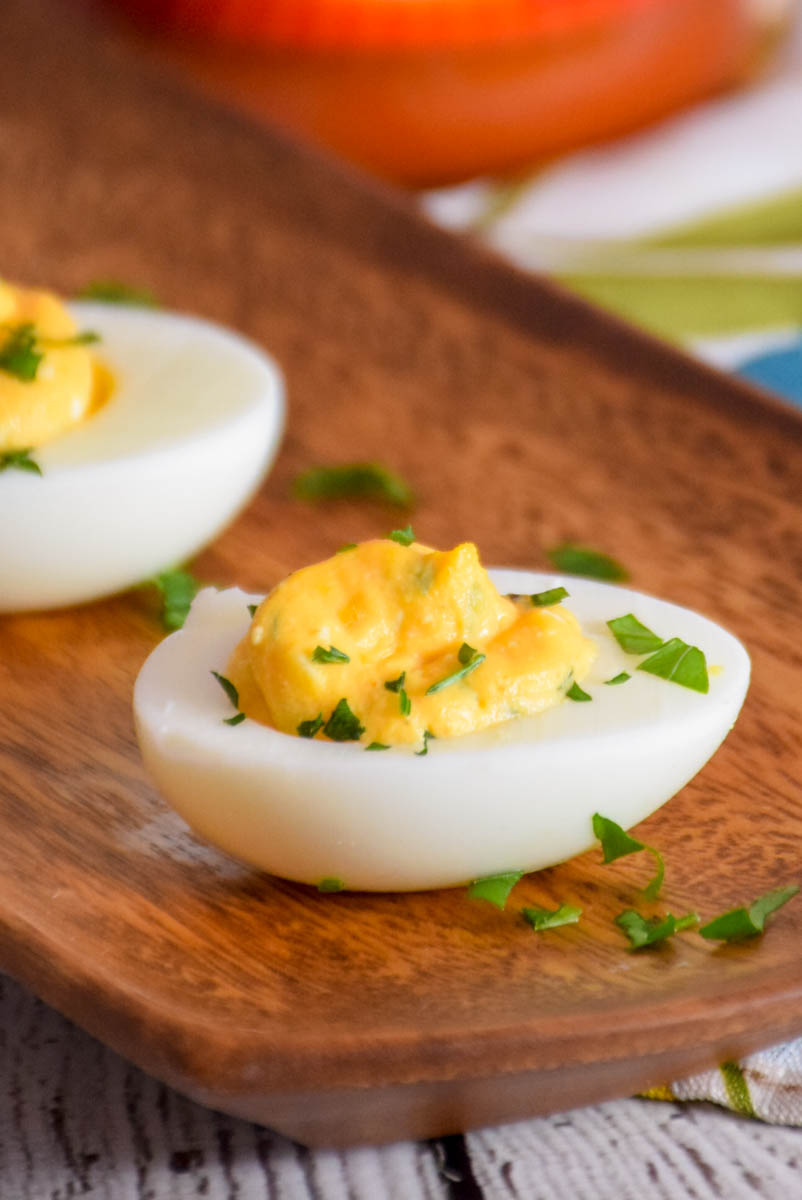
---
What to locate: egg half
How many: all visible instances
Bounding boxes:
[0,302,284,611]
[133,572,750,892]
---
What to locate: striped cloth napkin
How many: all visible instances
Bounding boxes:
[422,17,802,1124]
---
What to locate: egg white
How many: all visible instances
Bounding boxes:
[133,572,750,892]
[0,303,284,611]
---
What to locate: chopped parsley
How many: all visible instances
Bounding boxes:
[211,670,239,708]
[530,586,569,607]
[323,698,365,742]
[0,448,42,475]
[0,322,42,381]
[292,463,414,507]
[76,279,159,306]
[399,687,411,716]
[604,672,631,685]
[388,524,415,546]
[426,644,485,695]
[616,909,698,949]
[522,903,582,931]
[318,877,345,893]
[365,741,390,751]
[311,644,350,664]
[547,543,629,582]
[147,568,200,631]
[566,681,592,702]
[415,729,435,756]
[607,614,664,655]
[699,885,799,941]
[297,713,324,738]
[337,543,358,554]
[384,671,406,693]
[247,603,258,618]
[468,870,524,910]
[224,712,246,726]
[638,638,709,693]
[592,813,665,900]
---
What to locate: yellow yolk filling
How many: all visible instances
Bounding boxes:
[228,539,597,746]
[0,280,108,452]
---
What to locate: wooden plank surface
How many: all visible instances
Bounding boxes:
[1,0,802,1147]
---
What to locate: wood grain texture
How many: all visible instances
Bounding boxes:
[1,0,802,1147]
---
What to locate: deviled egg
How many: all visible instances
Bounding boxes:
[134,539,750,892]
[0,281,283,611]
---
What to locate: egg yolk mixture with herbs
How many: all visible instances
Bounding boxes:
[228,539,596,747]
[0,280,108,451]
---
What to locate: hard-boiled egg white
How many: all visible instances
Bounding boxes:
[0,302,283,611]
[133,571,750,892]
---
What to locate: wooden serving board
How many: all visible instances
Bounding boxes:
[2,0,802,1148]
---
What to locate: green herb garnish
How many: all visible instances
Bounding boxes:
[337,543,358,554]
[607,614,664,655]
[0,448,42,475]
[468,870,524,911]
[426,644,485,695]
[530,587,569,607]
[318,877,345,893]
[547,544,629,582]
[365,742,390,751]
[0,323,42,381]
[566,681,592,702]
[699,885,799,941]
[638,638,709,693]
[247,603,258,618]
[522,903,582,931]
[311,644,350,664]
[211,671,239,709]
[415,729,435,756]
[76,279,159,307]
[592,813,665,899]
[292,463,414,507]
[148,568,200,631]
[224,712,246,726]
[297,713,324,738]
[323,698,365,742]
[616,909,698,949]
[399,687,412,716]
[604,672,631,685]
[388,524,415,546]
[384,672,406,693]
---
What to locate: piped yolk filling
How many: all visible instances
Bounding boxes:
[0,280,109,452]
[228,539,597,746]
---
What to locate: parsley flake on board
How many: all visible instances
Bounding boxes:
[292,463,414,507]
[468,870,524,911]
[388,524,415,546]
[592,813,665,900]
[699,885,799,941]
[0,323,42,381]
[297,713,324,738]
[0,448,42,475]
[384,671,406,693]
[522,903,582,932]
[566,681,592,702]
[547,544,629,582]
[638,638,709,694]
[323,698,365,742]
[616,909,698,950]
[530,586,569,607]
[415,729,435,756]
[318,877,345,893]
[426,644,485,695]
[604,672,631,685]
[365,742,390,751]
[148,568,200,631]
[311,644,350,664]
[76,280,159,307]
[607,614,664,655]
[224,712,246,726]
[247,603,258,618]
[211,671,239,709]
